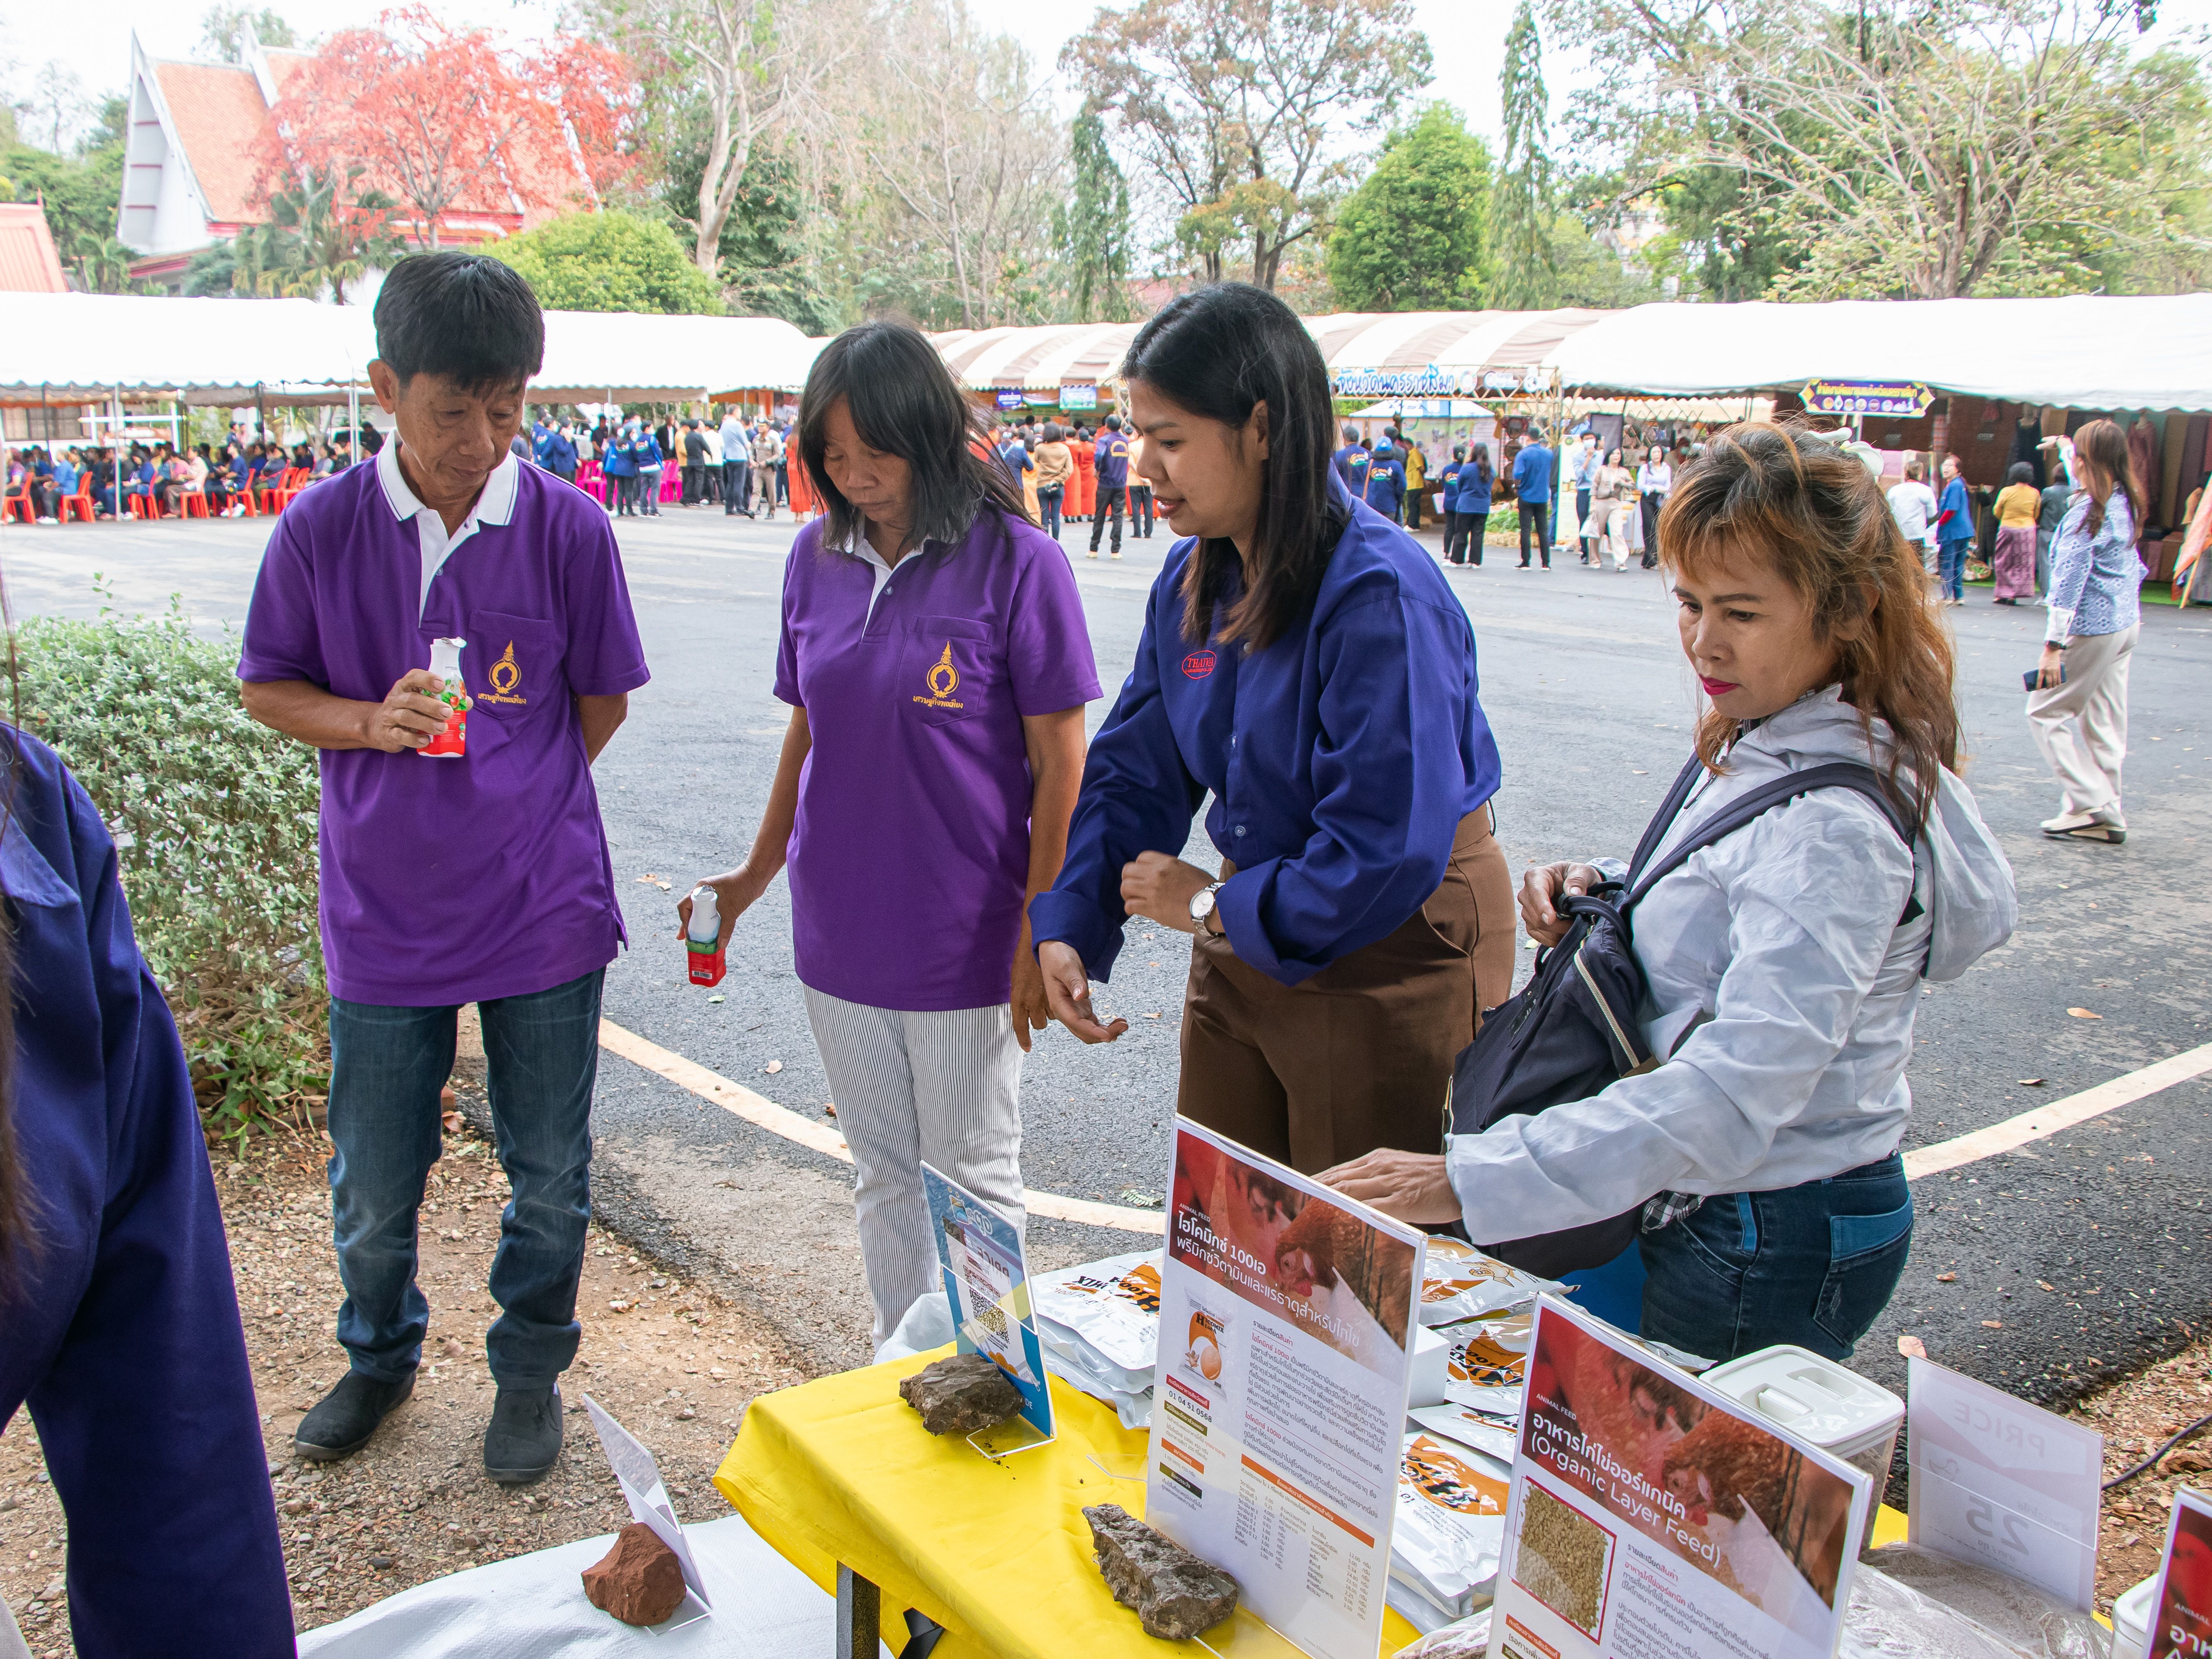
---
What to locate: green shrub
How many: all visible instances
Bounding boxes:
[16,592,327,1145]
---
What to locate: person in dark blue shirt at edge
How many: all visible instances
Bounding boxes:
[1512,424,1556,568]
[1362,438,1407,524]
[1030,282,1513,1174]
[0,721,294,1655]
[1090,413,1130,559]
[1333,422,1371,499]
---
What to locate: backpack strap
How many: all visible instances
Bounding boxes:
[1624,755,1710,888]
[1625,762,1912,911]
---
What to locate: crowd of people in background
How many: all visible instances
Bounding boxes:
[4,427,379,522]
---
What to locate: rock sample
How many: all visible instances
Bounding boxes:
[1083,1503,1239,1640]
[581,1523,686,1627]
[898,1352,1024,1436]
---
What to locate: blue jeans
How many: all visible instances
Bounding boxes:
[1038,485,1063,538]
[326,968,604,1388]
[1939,538,1971,600]
[1638,1155,1912,1363]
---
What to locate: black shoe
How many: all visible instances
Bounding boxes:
[484,1384,564,1485]
[296,1371,415,1462]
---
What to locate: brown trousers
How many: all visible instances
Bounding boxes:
[1176,806,1516,1175]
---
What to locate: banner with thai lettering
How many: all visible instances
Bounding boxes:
[1487,1298,1869,1659]
[1146,1118,1425,1659]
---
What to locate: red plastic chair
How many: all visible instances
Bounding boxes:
[127,491,164,520]
[58,477,95,523]
[1,482,33,524]
[180,492,211,519]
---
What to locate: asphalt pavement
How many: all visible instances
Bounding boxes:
[6,501,2207,1399]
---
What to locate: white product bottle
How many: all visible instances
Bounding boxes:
[420,636,469,758]
[685,886,726,986]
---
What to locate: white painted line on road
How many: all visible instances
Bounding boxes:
[1904,1040,2212,1180]
[598,1019,1168,1236]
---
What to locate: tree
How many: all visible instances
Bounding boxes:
[575,0,855,275]
[488,209,723,312]
[198,6,296,62]
[863,0,1065,328]
[1063,0,1431,289]
[1056,112,1132,321]
[1491,0,1554,307]
[4,94,126,274]
[1548,0,2211,299]
[263,9,569,248]
[1327,103,1490,309]
[525,37,648,207]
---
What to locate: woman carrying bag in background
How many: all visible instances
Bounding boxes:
[1322,424,2016,1363]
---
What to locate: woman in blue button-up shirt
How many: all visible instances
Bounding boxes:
[1030,282,1512,1175]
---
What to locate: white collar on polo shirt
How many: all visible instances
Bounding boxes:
[829,516,928,616]
[378,440,521,619]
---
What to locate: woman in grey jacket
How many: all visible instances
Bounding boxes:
[1324,424,2017,1362]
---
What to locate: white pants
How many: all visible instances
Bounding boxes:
[802,988,1026,1352]
[2027,624,2136,818]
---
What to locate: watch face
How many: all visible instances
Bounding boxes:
[1189,888,1215,920]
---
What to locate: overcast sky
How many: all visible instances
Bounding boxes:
[7,0,2206,153]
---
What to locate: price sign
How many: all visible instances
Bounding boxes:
[1802,379,1935,418]
[1906,1357,2102,1609]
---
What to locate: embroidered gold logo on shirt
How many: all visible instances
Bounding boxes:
[479,641,527,705]
[913,642,965,710]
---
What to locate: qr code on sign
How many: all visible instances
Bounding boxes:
[1513,1481,1614,1639]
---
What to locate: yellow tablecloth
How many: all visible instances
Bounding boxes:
[713,1347,1912,1659]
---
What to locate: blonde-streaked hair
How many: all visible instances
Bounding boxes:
[1657,422,1960,829]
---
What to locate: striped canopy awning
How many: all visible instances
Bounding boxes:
[1305,310,1611,397]
[932,324,1144,393]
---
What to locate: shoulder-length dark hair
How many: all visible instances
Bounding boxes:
[1121,283,1348,649]
[796,319,1026,550]
[2071,418,2144,540]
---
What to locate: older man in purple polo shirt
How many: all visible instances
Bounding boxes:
[238,254,649,1485]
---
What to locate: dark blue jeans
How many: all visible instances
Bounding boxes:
[326,968,603,1388]
[1939,537,1971,600]
[1038,484,1063,538]
[1638,1155,1912,1363]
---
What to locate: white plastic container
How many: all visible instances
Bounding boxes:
[1699,1345,1904,1539]
[1408,1323,1450,1408]
[2112,1573,2156,1659]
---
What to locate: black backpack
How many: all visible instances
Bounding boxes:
[1448,755,1914,1278]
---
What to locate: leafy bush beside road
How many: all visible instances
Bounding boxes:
[17,597,328,1143]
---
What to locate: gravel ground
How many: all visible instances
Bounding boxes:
[0,1116,811,1651]
[2081,1336,2212,1609]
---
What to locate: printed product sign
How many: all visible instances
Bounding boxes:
[1147,1118,1426,1659]
[2149,1487,2212,1659]
[1906,1355,2103,1609]
[1489,1298,1869,1659]
[1060,383,1099,410]
[921,1162,1053,1447]
[994,389,1028,411]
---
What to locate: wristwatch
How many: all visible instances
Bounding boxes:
[1188,881,1225,933]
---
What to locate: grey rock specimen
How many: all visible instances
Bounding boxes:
[581,1522,686,1627]
[1083,1502,1240,1640]
[898,1352,1024,1436]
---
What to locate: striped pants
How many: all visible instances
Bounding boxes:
[802,988,1027,1352]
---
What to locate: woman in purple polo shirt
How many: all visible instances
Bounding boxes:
[681,321,1100,1351]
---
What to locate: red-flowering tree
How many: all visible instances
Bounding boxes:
[263,8,600,247]
[525,37,647,207]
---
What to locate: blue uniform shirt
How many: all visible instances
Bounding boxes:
[1460,462,1494,516]
[1937,476,1974,545]
[1095,431,1130,489]
[0,730,293,1656]
[1363,450,1407,521]
[1031,478,1502,988]
[1334,443,1371,496]
[1512,443,1555,504]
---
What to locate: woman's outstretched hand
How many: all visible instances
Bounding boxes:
[1036,941,1129,1044]
[675,865,771,954]
[1317,1148,1463,1226]
[1519,860,1606,948]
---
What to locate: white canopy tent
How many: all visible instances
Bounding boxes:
[0,293,822,411]
[1548,295,2212,411]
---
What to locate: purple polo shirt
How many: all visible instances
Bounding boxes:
[775,504,1100,1011]
[238,445,649,1007]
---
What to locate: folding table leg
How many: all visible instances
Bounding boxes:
[836,1563,879,1659]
